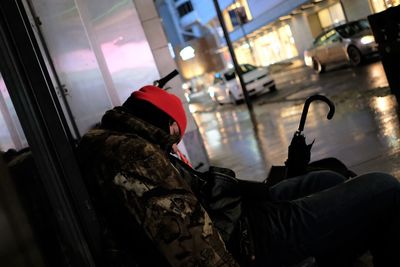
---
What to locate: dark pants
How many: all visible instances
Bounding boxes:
[244,171,400,267]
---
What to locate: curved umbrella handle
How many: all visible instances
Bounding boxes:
[154,69,179,89]
[298,94,335,132]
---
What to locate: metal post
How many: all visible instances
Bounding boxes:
[212,0,257,126]
[232,1,258,66]
[212,0,271,172]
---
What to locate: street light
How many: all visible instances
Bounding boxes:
[179,46,195,60]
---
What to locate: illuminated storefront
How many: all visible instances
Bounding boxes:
[234,23,298,66]
[317,2,346,29]
[370,0,400,12]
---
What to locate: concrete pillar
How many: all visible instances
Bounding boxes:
[341,0,373,21]
[133,0,210,171]
[289,14,315,59]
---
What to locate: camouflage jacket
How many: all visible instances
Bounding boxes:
[78,107,239,267]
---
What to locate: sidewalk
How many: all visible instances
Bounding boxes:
[268,58,305,74]
[192,61,398,182]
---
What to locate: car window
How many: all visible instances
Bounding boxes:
[313,32,329,47]
[325,30,341,44]
[213,72,224,84]
[242,64,257,73]
[321,30,336,43]
[336,20,370,38]
[313,35,323,47]
[219,64,257,81]
[224,70,236,81]
[213,77,223,84]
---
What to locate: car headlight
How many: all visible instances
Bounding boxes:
[360,35,375,45]
[304,54,313,67]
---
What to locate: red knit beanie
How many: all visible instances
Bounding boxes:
[131,85,187,137]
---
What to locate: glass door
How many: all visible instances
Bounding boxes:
[0,73,27,151]
[0,1,100,265]
[0,70,46,267]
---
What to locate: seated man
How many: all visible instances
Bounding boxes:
[78,85,400,267]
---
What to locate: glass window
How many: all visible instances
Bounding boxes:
[228,6,249,27]
[213,76,223,84]
[224,70,236,81]
[223,0,253,31]
[0,73,27,150]
[31,0,161,135]
[242,64,257,73]
[235,42,256,65]
[390,0,400,7]
[370,0,400,12]
[177,1,194,17]
[318,8,332,29]
[371,0,387,12]
[242,24,298,66]
[277,25,298,59]
[84,0,160,103]
[314,31,331,46]
[329,3,346,25]
[318,3,346,29]
[313,35,323,46]
[30,0,114,135]
[326,31,341,43]
[0,71,66,267]
[336,20,370,38]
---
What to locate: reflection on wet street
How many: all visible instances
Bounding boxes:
[192,61,400,181]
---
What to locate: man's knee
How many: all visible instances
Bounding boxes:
[306,170,346,188]
[353,172,400,191]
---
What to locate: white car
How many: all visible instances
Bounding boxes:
[208,64,276,104]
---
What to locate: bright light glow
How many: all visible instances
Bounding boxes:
[360,35,375,45]
[182,83,189,90]
[189,104,198,113]
[374,96,390,112]
[304,54,313,67]
[180,46,195,61]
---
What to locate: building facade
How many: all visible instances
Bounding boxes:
[157,0,399,74]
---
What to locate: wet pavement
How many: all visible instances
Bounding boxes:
[190,59,400,183]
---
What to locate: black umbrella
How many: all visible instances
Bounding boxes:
[285,95,335,178]
[154,69,179,89]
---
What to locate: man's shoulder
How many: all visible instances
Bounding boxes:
[82,128,151,150]
[79,128,164,166]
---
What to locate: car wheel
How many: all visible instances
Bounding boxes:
[229,92,239,105]
[214,95,224,106]
[211,93,223,105]
[269,84,277,92]
[312,58,325,74]
[347,46,363,66]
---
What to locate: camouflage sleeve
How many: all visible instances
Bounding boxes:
[112,155,240,267]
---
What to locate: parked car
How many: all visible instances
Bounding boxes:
[208,64,276,104]
[304,19,378,73]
